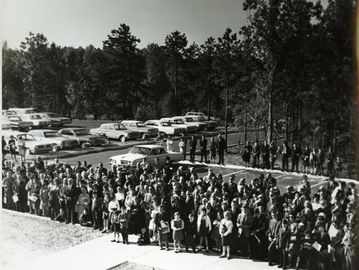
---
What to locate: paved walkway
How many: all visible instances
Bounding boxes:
[5,233,274,270]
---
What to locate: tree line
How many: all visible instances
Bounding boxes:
[2,0,357,157]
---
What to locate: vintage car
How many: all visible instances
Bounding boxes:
[196,115,218,130]
[2,110,17,116]
[28,129,79,150]
[39,112,72,126]
[121,120,158,139]
[174,116,208,130]
[8,107,37,115]
[58,128,109,148]
[19,113,51,128]
[145,120,185,136]
[2,130,57,155]
[108,144,182,167]
[1,115,33,131]
[90,123,140,142]
[160,117,198,133]
[185,111,218,121]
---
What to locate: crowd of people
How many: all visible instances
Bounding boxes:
[240,140,344,177]
[1,150,358,270]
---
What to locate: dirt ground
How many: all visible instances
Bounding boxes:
[1,210,104,267]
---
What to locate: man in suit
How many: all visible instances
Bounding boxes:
[267,210,282,266]
[277,219,291,268]
[200,135,208,163]
[64,178,80,224]
[217,134,226,165]
[237,205,254,258]
[291,144,302,172]
[189,135,197,163]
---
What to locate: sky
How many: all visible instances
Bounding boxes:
[0,0,249,49]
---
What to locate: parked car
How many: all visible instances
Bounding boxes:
[109,144,182,167]
[121,120,158,139]
[19,113,51,128]
[1,115,33,131]
[144,120,185,136]
[90,123,140,142]
[196,116,218,130]
[28,129,78,150]
[39,112,72,126]
[2,130,57,155]
[185,111,218,121]
[58,128,108,148]
[161,117,198,133]
[8,107,37,115]
[2,110,17,116]
[174,116,207,130]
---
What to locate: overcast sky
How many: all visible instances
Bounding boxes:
[1,0,249,49]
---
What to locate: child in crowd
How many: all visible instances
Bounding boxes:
[79,209,93,227]
[119,205,130,244]
[111,210,121,243]
[212,211,223,253]
[102,193,110,233]
[171,212,184,253]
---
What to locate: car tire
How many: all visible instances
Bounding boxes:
[81,142,88,149]
[119,136,126,143]
[141,133,147,140]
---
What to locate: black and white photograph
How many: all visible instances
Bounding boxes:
[1,0,358,270]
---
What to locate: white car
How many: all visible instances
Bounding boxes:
[39,112,72,126]
[161,117,198,133]
[28,129,78,150]
[185,112,217,121]
[1,115,33,131]
[90,123,140,142]
[174,116,207,130]
[19,113,51,128]
[2,131,57,155]
[109,144,182,167]
[121,120,158,139]
[8,107,37,115]
[145,120,185,136]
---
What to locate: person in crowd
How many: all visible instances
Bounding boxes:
[291,144,301,173]
[197,207,212,253]
[262,140,270,169]
[119,205,130,244]
[2,171,16,210]
[253,140,261,168]
[171,211,184,253]
[166,135,173,152]
[111,209,121,243]
[17,136,26,162]
[200,135,208,163]
[219,210,233,259]
[326,147,335,177]
[189,135,197,163]
[269,141,278,169]
[303,145,310,174]
[76,186,90,221]
[309,147,318,175]
[212,211,223,253]
[217,134,226,165]
[178,134,187,160]
[242,141,252,167]
[1,152,357,270]
[210,137,217,163]
[281,141,291,171]
[8,135,17,161]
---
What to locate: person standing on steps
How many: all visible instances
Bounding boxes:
[189,135,197,163]
[200,135,208,163]
[217,134,226,165]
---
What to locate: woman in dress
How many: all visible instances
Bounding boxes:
[219,210,233,259]
[171,212,184,253]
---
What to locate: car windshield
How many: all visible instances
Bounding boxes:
[160,122,172,126]
[129,147,151,155]
[30,115,41,120]
[136,122,146,127]
[44,132,60,138]
[174,119,184,124]
[198,116,207,121]
[8,116,21,121]
[185,117,194,122]
[74,129,90,136]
